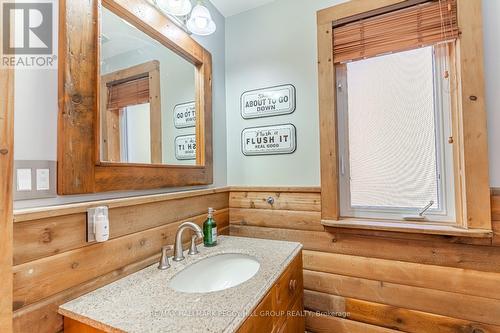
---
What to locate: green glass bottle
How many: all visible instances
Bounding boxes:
[203,207,217,247]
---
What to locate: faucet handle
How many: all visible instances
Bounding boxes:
[158,245,173,270]
[188,234,201,255]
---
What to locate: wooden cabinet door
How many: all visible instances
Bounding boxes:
[237,288,276,333]
[238,251,303,333]
[277,296,305,333]
[276,254,303,314]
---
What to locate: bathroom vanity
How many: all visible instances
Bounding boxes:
[59,236,304,332]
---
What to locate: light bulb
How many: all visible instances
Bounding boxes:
[187,4,216,36]
[168,0,181,8]
[157,0,192,16]
[194,16,209,29]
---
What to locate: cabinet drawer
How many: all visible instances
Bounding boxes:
[275,253,303,314]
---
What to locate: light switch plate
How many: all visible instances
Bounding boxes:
[14,161,57,200]
[16,169,32,191]
[36,168,50,190]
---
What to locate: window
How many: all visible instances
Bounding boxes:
[100,60,162,164]
[337,45,455,221]
[317,0,492,234]
[120,103,152,164]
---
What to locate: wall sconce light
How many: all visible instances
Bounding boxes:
[187,2,216,36]
[156,0,192,16]
[154,0,217,36]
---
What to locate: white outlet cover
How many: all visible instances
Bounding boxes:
[36,168,50,191]
[17,168,32,191]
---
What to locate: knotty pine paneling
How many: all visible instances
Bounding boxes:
[13,189,229,333]
[304,269,500,325]
[14,209,228,309]
[229,208,323,231]
[304,291,500,333]
[14,192,228,265]
[229,188,500,333]
[229,191,321,211]
[302,250,500,300]
[230,225,500,272]
[12,187,500,333]
[305,311,401,333]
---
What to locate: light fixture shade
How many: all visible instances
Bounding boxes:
[157,0,192,16]
[187,4,216,36]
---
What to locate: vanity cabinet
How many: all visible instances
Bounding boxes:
[237,252,304,333]
[63,251,304,333]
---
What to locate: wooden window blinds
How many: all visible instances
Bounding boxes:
[333,0,458,64]
[106,75,150,110]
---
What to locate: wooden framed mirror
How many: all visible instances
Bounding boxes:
[58,0,213,194]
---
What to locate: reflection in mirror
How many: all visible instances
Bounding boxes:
[100,6,197,165]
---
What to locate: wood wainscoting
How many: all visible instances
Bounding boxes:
[11,186,500,333]
[229,187,500,333]
[12,188,229,333]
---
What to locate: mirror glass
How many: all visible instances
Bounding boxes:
[100,7,197,165]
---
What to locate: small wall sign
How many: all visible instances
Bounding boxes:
[241,84,296,119]
[175,135,196,160]
[242,124,297,156]
[174,102,196,128]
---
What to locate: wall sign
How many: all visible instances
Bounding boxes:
[174,102,196,128]
[241,84,296,119]
[242,124,297,156]
[175,135,196,160]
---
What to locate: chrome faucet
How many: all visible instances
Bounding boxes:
[173,222,203,262]
[158,245,173,270]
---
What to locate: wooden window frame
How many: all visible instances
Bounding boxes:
[58,0,213,194]
[317,0,492,236]
[100,60,162,164]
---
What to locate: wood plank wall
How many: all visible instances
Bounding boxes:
[11,186,500,333]
[12,189,229,333]
[0,60,15,333]
[229,188,500,333]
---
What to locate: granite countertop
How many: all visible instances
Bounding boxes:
[59,236,302,333]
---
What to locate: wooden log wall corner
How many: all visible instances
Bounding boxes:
[229,187,500,333]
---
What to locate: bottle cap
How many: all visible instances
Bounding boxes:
[208,207,215,217]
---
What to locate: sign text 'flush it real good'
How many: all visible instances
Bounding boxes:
[242,124,297,156]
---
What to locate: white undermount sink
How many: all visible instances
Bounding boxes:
[168,253,260,293]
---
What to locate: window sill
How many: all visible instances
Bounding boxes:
[321,218,493,238]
